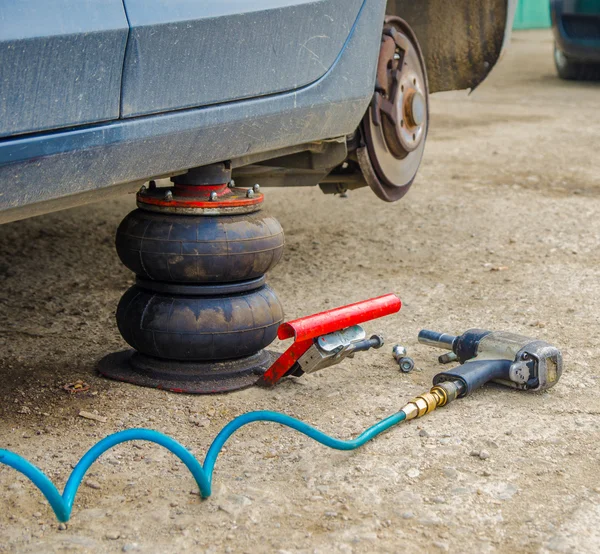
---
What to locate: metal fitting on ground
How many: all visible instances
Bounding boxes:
[400,380,464,420]
[392,345,407,360]
[398,357,415,373]
[392,344,415,373]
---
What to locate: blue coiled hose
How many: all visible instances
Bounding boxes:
[0,409,406,522]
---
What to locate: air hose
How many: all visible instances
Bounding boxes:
[0,410,407,522]
[0,382,460,523]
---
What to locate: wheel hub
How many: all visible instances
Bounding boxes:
[358,16,429,202]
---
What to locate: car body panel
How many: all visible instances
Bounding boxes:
[0,0,385,223]
[551,0,600,62]
[120,0,363,117]
[0,0,128,138]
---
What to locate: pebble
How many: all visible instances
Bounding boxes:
[122,543,139,552]
[79,410,107,423]
[443,468,458,479]
[58,523,67,531]
[85,480,102,490]
[105,531,121,540]
[419,430,429,437]
[406,468,420,479]
[483,470,492,477]
[545,535,570,552]
[470,449,490,460]
[431,496,446,504]
[33,512,42,518]
[188,415,210,427]
[401,512,414,520]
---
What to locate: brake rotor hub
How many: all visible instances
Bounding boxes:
[358,16,429,202]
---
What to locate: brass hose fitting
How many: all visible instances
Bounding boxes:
[400,380,465,421]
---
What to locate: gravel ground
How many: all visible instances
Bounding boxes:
[0,30,599,553]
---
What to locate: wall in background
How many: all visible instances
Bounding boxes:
[513,0,551,29]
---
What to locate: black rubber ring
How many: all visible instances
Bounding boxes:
[135,275,266,296]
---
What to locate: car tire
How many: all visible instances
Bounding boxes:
[554,43,600,81]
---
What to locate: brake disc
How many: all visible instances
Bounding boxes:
[358,16,429,202]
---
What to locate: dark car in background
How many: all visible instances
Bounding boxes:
[552,0,600,79]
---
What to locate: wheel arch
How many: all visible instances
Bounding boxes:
[386,0,516,93]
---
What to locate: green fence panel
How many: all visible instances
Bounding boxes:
[513,0,551,29]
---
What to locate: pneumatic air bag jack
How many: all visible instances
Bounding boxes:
[98,161,400,394]
[97,163,285,393]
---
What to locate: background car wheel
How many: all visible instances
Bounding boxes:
[554,42,600,81]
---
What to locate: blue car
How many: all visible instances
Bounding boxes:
[0,0,516,224]
[552,0,600,79]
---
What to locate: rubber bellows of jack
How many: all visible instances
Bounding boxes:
[114,208,284,363]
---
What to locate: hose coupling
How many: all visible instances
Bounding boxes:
[400,380,464,420]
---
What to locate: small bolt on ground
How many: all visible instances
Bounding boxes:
[392,344,415,373]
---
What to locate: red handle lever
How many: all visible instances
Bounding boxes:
[258,293,401,386]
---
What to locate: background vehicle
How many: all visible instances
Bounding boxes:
[551,0,600,80]
[0,0,516,225]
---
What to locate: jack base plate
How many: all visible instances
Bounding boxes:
[97,349,275,394]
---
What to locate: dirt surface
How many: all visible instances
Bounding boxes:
[1,30,599,553]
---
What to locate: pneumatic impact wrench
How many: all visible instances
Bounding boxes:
[396,329,563,421]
